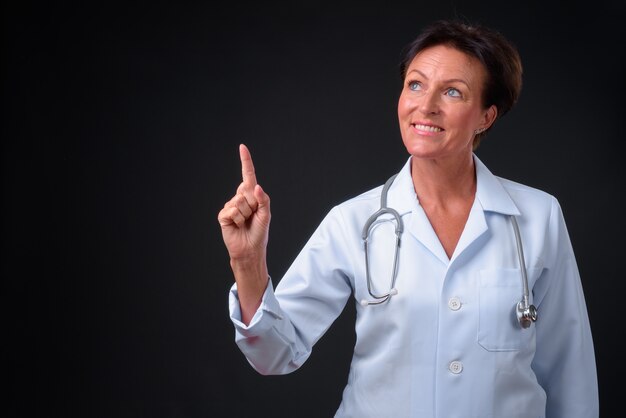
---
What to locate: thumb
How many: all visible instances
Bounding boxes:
[254,184,271,222]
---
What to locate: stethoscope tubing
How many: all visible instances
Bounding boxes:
[361,173,538,328]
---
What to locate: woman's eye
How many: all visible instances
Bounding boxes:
[408,81,421,91]
[445,88,462,98]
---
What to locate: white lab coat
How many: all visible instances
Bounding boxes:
[229,155,598,417]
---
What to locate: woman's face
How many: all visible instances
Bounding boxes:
[398,44,497,160]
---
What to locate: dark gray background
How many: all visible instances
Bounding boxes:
[4,1,625,417]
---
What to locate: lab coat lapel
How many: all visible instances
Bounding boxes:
[450,154,521,263]
[408,206,451,264]
[387,157,450,265]
[472,155,521,217]
[449,199,487,263]
[386,154,520,266]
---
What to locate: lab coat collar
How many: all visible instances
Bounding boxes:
[473,154,521,216]
[384,157,419,216]
[385,154,520,217]
[385,153,520,264]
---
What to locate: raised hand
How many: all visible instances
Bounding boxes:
[217,144,271,323]
[218,144,271,259]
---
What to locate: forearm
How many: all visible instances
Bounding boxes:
[230,255,269,325]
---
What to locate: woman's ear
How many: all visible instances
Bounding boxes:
[482,105,498,130]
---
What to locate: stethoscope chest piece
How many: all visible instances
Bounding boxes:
[517,301,538,329]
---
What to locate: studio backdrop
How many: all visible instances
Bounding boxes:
[4,1,625,417]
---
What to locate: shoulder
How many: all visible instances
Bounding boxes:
[316,183,385,236]
[337,184,383,211]
[334,158,413,216]
[497,176,557,205]
[496,176,564,224]
[332,183,384,221]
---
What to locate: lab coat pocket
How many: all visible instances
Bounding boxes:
[478,268,526,351]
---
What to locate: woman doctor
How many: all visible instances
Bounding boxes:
[217,20,598,417]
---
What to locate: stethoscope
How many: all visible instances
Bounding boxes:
[360,173,538,329]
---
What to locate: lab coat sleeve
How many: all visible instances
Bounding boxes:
[229,278,307,375]
[531,197,599,417]
[228,206,355,375]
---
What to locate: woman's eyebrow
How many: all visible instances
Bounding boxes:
[407,69,470,87]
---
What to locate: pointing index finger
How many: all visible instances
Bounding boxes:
[239,143,257,186]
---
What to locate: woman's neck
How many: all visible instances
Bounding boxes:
[409,153,476,208]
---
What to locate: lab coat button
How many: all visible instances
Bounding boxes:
[448,361,463,374]
[448,297,461,311]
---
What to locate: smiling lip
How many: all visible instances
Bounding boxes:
[412,123,444,133]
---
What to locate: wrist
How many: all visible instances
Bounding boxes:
[230,258,269,325]
[229,254,266,276]
[230,256,268,293]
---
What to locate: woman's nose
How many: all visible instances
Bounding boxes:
[418,91,440,115]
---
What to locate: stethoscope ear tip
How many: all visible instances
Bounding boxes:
[360,299,369,307]
[389,288,398,296]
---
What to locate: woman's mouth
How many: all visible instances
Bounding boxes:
[412,123,443,133]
